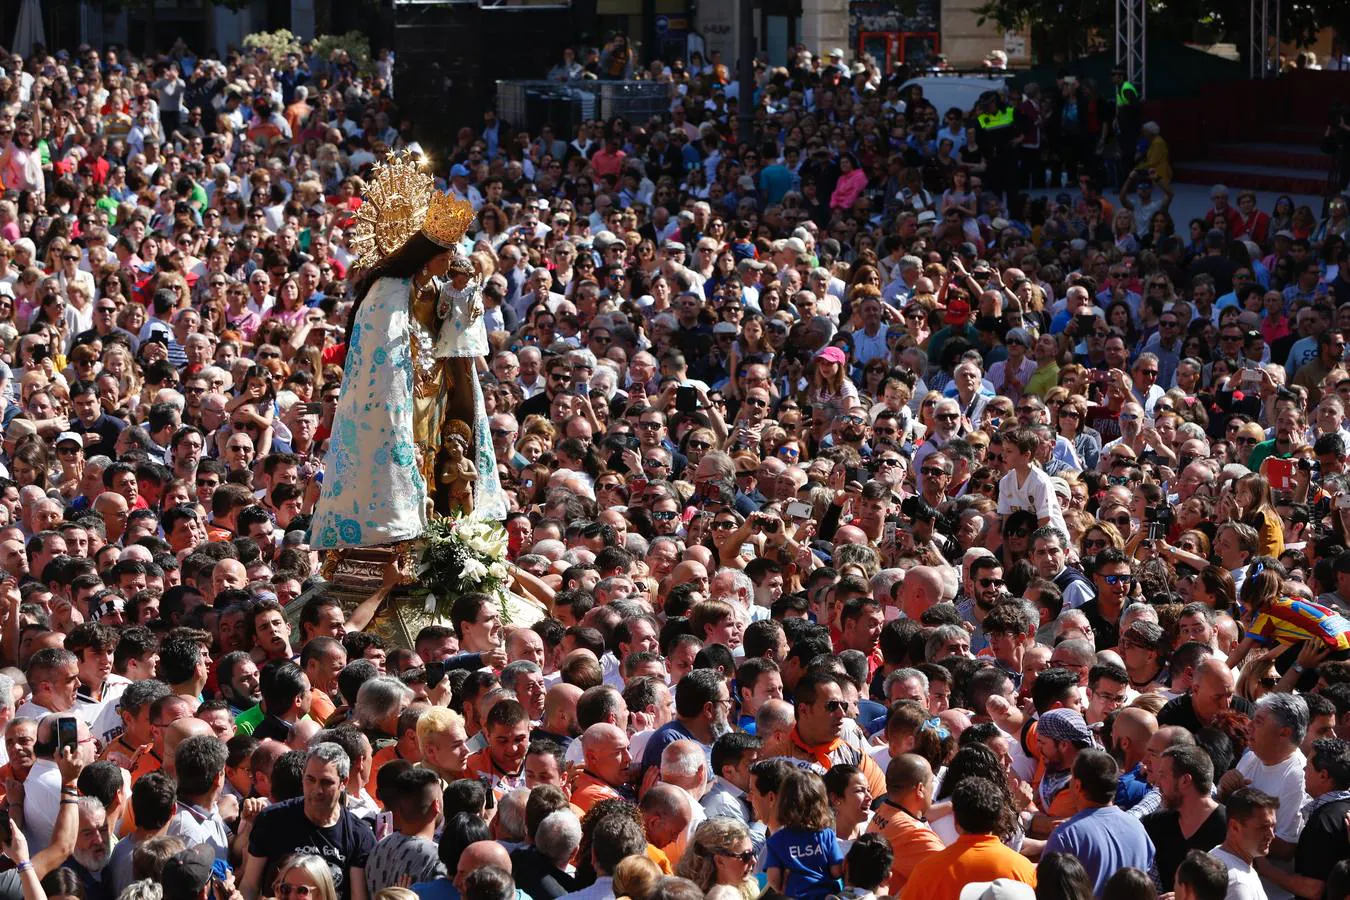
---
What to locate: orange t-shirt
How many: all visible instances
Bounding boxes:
[310,691,337,729]
[899,833,1037,900]
[570,771,624,814]
[865,800,946,895]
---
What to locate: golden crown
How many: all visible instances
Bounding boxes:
[422,191,476,249]
[348,150,434,273]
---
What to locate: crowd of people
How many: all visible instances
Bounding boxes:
[0,25,1349,900]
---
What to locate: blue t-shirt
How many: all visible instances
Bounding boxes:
[763,827,843,900]
[1044,805,1155,897]
[639,719,698,773]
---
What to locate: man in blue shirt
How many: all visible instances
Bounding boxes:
[1044,749,1156,896]
[639,668,728,775]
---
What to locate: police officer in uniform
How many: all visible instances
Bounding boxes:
[976,90,1024,204]
[1112,65,1142,187]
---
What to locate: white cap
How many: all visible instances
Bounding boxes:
[960,881,1037,900]
[55,431,83,448]
[829,48,845,59]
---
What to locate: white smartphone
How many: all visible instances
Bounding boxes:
[786,501,813,520]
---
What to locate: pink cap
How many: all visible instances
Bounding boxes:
[816,346,847,365]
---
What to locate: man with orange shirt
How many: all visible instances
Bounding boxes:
[366,706,424,802]
[571,722,631,813]
[866,753,944,896]
[300,637,345,725]
[899,776,1037,900]
[464,699,531,798]
[130,693,192,782]
[786,672,886,799]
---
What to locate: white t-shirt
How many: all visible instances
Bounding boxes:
[997,465,1068,536]
[1236,749,1306,900]
[1210,846,1267,900]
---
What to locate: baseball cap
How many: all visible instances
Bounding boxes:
[816,346,847,366]
[1049,477,1072,503]
[0,283,13,300]
[1005,327,1033,347]
[713,322,739,336]
[662,240,686,253]
[944,299,972,326]
[55,432,84,448]
[829,48,845,59]
[450,163,471,178]
[961,881,1036,900]
[1038,708,1095,748]
[162,844,215,897]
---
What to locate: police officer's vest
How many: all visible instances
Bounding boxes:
[977,106,1015,130]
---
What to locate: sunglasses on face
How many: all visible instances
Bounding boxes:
[1102,573,1135,586]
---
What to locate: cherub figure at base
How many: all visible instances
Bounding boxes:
[436,422,477,516]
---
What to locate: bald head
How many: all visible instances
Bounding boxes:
[454,840,512,895]
[885,752,933,797]
[164,717,213,774]
[900,566,944,619]
[670,560,709,589]
[1115,707,1157,739]
[581,722,627,749]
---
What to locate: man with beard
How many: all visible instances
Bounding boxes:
[218,651,262,716]
[639,669,731,775]
[785,672,886,799]
[64,797,115,900]
[1141,745,1227,893]
[958,555,1005,655]
[1158,657,1252,732]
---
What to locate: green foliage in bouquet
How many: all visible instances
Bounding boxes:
[412,516,513,623]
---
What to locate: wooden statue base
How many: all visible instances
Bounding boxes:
[286,546,435,650]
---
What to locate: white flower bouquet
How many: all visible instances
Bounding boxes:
[414,515,514,622]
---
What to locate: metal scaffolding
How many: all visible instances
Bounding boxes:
[1248,0,1281,78]
[1115,0,1146,98]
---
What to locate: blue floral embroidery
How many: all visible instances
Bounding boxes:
[392,441,415,467]
[338,519,363,544]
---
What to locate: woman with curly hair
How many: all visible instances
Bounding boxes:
[673,818,760,899]
[928,744,1024,848]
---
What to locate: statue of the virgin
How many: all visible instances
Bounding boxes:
[310,153,506,551]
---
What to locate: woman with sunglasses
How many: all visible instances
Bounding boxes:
[1053,395,1099,472]
[674,818,760,899]
[1081,519,1126,559]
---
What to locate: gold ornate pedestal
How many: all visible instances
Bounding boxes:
[287,547,434,650]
